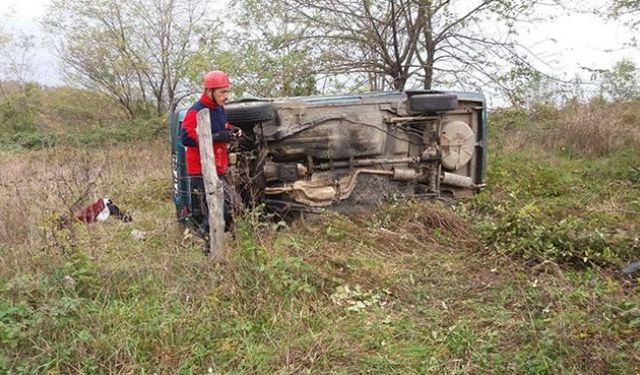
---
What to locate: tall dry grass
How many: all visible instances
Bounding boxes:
[0,140,168,248]
[542,100,640,156]
[491,99,640,157]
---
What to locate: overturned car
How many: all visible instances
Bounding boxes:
[170,90,487,219]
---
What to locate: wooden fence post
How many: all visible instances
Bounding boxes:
[196,108,225,262]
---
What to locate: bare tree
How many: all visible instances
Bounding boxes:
[266,0,548,91]
[0,22,36,88]
[202,0,320,97]
[0,26,11,99]
[413,0,539,90]
[44,0,212,117]
[610,0,639,45]
[265,0,423,90]
[611,0,640,19]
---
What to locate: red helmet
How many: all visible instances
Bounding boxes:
[203,70,231,89]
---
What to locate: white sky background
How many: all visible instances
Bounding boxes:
[517,2,639,84]
[1,0,61,84]
[1,0,639,91]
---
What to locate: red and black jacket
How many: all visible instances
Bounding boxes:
[180,93,233,176]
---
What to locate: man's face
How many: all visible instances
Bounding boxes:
[211,87,230,106]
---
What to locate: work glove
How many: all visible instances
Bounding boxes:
[231,127,244,138]
[212,129,233,142]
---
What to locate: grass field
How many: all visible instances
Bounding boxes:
[1,101,639,373]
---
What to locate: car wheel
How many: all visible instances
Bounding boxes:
[409,93,458,113]
[226,99,274,124]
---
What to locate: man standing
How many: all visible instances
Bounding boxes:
[180,70,241,250]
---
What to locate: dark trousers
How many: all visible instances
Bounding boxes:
[189,176,234,236]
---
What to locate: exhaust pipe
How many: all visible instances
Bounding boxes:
[441,172,474,188]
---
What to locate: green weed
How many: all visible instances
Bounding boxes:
[468,145,640,267]
[2,99,640,372]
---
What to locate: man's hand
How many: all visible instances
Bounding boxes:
[231,127,244,138]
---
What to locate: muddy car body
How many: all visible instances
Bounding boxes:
[170,90,487,219]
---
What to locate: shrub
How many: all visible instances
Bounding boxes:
[476,199,635,266]
[468,147,640,267]
[9,130,59,149]
[0,83,165,150]
[0,89,38,134]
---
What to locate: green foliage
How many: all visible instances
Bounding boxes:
[0,291,84,373]
[0,116,167,150]
[61,247,98,298]
[2,98,640,372]
[0,302,34,353]
[64,116,168,146]
[6,131,58,149]
[497,63,558,108]
[488,105,561,151]
[0,83,163,150]
[2,193,640,372]
[600,59,640,101]
[488,152,580,198]
[476,199,632,265]
[489,106,533,131]
[467,144,640,267]
[0,84,39,134]
[233,210,320,297]
[203,2,319,98]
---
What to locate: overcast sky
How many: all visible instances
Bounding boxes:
[1,0,639,88]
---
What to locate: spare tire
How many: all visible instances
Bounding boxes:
[409,93,458,113]
[226,99,274,124]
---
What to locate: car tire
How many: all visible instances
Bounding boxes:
[409,93,458,113]
[226,100,274,124]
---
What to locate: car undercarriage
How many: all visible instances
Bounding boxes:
[171,90,487,220]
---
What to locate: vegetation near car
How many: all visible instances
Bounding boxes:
[2,99,640,372]
[3,0,640,371]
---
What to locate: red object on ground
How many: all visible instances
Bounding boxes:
[75,198,110,223]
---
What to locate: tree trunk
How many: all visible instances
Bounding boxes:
[196,108,226,262]
[422,3,435,90]
[423,52,434,90]
[394,75,407,90]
